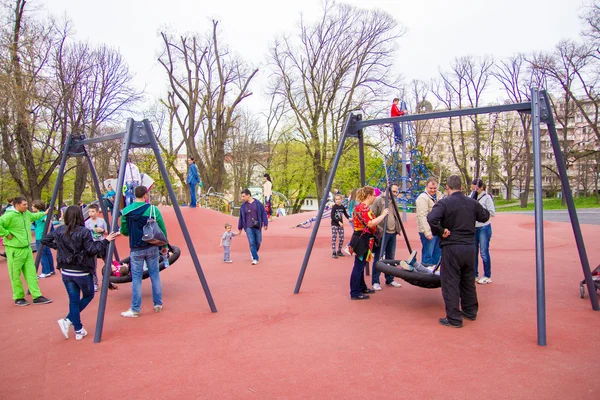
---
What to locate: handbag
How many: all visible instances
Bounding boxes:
[142,206,168,246]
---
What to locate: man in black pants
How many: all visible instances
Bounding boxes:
[427,175,490,328]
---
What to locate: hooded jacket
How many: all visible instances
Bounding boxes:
[0,208,45,248]
[42,225,109,272]
[120,202,167,249]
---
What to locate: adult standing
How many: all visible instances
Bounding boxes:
[473,180,496,284]
[263,173,273,220]
[416,177,444,265]
[0,196,52,306]
[391,98,406,142]
[120,186,168,317]
[348,186,388,300]
[370,184,403,290]
[42,206,118,340]
[124,158,141,207]
[427,175,490,328]
[187,157,200,208]
[238,188,268,265]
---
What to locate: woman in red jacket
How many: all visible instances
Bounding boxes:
[348,186,388,300]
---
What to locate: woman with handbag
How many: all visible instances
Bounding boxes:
[347,186,388,300]
[42,206,119,340]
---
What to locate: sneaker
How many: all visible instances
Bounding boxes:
[342,246,351,256]
[460,311,477,321]
[362,288,376,294]
[332,252,338,259]
[350,294,370,300]
[75,327,87,340]
[251,259,258,265]
[32,296,52,305]
[14,298,29,306]
[336,251,345,257]
[399,261,414,271]
[387,281,402,288]
[224,260,233,263]
[121,309,140,318]
[57,318,72,339]
[154,305,163,313]
[477,277,492,285]
[406,250,418,266]
[37,273,50,278]
[94,284,98,292]
[439,318,462,328]
[373,283,382,291]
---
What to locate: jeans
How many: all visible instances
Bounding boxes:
[36,240,55,274]
[350,256,368,297]
[372,233,396,285]
[62,273,94,331]
[223,246,231,261]
[125,181,138,206]
[189,182,197,207]
[419,233,441,265]
[130,246,162,312]
[392,122,402,142]
[474,224,492,278]
[245,228,262,261]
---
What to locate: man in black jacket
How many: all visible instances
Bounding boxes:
[427,175,490,328]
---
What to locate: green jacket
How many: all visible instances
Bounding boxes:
[0,208,45,248]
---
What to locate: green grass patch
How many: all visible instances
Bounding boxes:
[497,196,600,212]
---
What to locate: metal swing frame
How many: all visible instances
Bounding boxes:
[36,118,218,343]
[294,88,599,346]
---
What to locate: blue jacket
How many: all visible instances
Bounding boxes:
[187,163,200,185]
[238,199,268,230]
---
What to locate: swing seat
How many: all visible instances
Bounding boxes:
[375,260,441,289]
[110,245,181,284]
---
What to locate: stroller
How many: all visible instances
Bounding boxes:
[580,265,600,298]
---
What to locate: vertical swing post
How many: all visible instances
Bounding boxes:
[94,119,134,343]
[540,90,599,311]
[531,88,547,346]
[142,119,217,312]
[295,114,355,294]
[401,119,408,222]
[34,134,73,271]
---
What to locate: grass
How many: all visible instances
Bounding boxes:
[497,196,600,212]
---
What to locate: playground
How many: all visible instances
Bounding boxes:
[1,206,599,399]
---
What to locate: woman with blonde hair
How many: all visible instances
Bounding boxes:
[347,186,388,300]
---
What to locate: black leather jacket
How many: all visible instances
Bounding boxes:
[42,225,109,273]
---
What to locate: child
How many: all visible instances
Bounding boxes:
[84,204,108,291]
[32,200,55,278]
[111,260,130,277]
[330,194,350,259]
[219,223,238,263]
[276,203,287,217]
[398,250,440,275]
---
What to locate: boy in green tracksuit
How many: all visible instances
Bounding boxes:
[0,196,53,306]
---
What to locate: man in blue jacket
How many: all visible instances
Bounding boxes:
[187,157,201,208]
[238,189,268,265]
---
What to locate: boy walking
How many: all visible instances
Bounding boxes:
[0,196,52,306]
[219,223,238,263]
[84,204,108,291]
[32,200,55,278]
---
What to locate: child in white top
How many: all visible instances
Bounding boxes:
[219,223,239,263]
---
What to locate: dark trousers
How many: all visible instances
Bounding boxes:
[440,244,478,325]
[350,256,368,297]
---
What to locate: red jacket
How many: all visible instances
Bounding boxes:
[391,103,405,117]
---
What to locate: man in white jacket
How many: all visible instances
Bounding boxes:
[415,177,444,265]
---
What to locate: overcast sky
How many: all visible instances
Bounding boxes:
[40,0,586,114]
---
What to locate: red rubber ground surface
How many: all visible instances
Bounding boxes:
[1,207,599,400]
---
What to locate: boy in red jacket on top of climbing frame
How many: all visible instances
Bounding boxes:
[391,98,406,142]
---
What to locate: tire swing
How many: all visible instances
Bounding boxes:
[375,260,441,289]
[109,245,181,284]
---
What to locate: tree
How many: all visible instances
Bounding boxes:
[159,21,258,193]
[268,1,403,200]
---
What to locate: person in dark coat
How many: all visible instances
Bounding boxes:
[427,175,490,328]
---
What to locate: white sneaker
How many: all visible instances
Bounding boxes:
[154,305,163,313]
[388,281,402,288]
[38,273,49,278]
[406,250,418,265]
[121,309,140,318]
[94,284,98,292]
[373,283,382,291]
[75,327,87,340]
[477,277,492,285]
[343,245,351,256]
[224,260,233,263]
[57,318,72,339]
[251,259,258,265]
